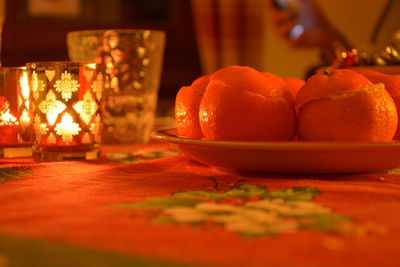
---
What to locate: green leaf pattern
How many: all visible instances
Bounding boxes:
[0,166,32,183]
[105,149,181,163]
[113,183,352,236]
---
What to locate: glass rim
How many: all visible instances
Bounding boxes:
[25,61,98,68]
[67,28,165,37]
[0,66,27,70]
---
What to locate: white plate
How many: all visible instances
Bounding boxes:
[151,129,400,174]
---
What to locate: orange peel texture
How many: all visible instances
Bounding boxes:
[296,69,398,141]
[282,77,305,99]
[357,69,400,140]
[199,65,296,141]
[175,75,210,138]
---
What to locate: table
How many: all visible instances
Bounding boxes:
[0,142,400,267]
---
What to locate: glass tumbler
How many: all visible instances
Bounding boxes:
[0,67,32,158]
[67,29,165,144]
[26,61,103,161]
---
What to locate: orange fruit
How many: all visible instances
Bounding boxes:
[296,69,373,108]
[357,69,400,139]
[199,65,296,141]
[175,75,210,138]
[356,70,400,97]
[210,66,293,102]
[296,69,398,141]
[282,77,305,98]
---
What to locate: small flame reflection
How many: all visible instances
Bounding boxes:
[0,109,19,126]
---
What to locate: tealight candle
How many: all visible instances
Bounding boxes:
[0,67,32,158]
[26,62,103,161]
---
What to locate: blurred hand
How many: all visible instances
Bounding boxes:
[270,0,348,62]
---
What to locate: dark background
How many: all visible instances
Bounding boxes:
[2,0,202,98]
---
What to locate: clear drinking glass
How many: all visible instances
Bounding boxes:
[67,29,165,144]
[26,61,103,161]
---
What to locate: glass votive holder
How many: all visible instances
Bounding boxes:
[26,61,103,161]
[0,66,32,158]
[67,29,165,144]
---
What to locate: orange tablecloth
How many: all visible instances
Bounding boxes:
[0,142,399,267]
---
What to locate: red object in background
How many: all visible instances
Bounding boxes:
[0,124,19,145]
[342,50,359,67]
[333,50,359,68]
[0,96,7,112]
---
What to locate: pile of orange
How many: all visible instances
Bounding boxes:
[175,65,400,142]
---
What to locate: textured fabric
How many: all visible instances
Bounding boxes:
[0,143,400,267]
[191,0,266,74]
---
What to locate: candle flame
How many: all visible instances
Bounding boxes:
[20,109,30,126]
[0,108,19,126]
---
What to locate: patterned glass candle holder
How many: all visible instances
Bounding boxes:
[0,67,32,158]
[67,29,165,144]
[26,62,103,161]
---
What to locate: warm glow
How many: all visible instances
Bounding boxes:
[89,114,101,141]
[82,132,91,144]
[55,113,81,143]
[33,115,49,141]
[32,71,44,100]
[20,72,30,100]
[0,108,18,126]
[20,109,30,126]
[38,90,66,126]
[45,70,56,82]
[47,133,56,144]
[91,73,103,101]
[54,71,80,101]
[88,63,96,68]
[83,69,94,82]
[73,90,98,125]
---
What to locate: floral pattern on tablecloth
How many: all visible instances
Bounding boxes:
[105,148,180,163]
[111,181,381,237]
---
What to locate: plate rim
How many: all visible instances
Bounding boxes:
[151,128,400,151]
